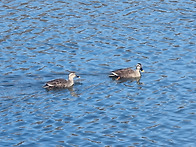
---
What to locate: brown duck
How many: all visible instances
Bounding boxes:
[43,72,80,89]
[109,63,144,80]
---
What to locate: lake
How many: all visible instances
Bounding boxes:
[0,0,196,146]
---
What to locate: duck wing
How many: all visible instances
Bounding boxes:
[110,68,134,78]
[44,79,67,88]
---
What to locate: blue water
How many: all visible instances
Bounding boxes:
[0,0,196,146]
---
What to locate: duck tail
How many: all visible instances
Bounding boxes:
[43,84,50,88]
[109,72,118,77]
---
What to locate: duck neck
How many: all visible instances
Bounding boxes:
[135,69,141,77]
[68,77,74,85]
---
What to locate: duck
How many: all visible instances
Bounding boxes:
[109,63,144,80]
[43,72,80,89]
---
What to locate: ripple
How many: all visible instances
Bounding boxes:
[0,0,196,146]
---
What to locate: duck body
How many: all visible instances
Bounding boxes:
[43,72,79,89]
[43,79,73,89]
[109,63,144,79]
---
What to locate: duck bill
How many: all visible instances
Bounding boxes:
[140,68,144,72]
[76,75,80,78]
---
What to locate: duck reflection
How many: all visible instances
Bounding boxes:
[44,86,79,97]
[110,77,143,85]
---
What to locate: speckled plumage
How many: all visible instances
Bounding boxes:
[109,63,144,79]
[43,72,79,89]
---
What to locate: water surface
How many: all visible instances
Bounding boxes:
[0,0,196,146]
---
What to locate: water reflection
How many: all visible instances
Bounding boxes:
[44,86,79,97]
[110,77,142,85]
